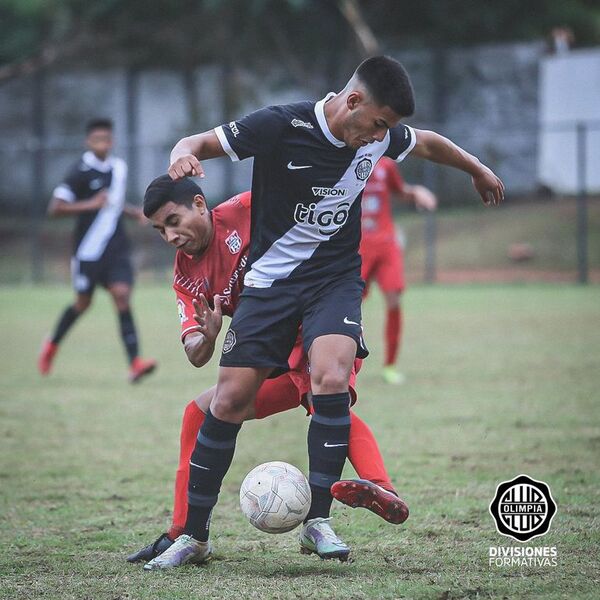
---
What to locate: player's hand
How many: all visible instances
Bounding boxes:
[134,207,149,225]
[413,185,438,211]
[193,294,222,342]
[472,164,504,206]
[168,154,205,180]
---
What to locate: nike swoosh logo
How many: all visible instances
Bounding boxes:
[343,317,360,326]
[324,442,348,448]
[190,461,210,470]
[287,162,312,170]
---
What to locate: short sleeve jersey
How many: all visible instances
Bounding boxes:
[173,192,251,341]
[53,151,129,261]
[361,156,405,243]
[214,93,416,288]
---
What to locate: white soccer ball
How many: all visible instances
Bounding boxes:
[239,461,311,534]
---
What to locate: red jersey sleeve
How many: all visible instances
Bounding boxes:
[175,285,200,342]
[236,191,251,208]
[385,158,405,194]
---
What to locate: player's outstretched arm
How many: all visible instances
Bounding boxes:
[47,190,107,217]
[183,294,223,368]
[122,203,148,224]
[411,129,504,206]
[169,131,227,181]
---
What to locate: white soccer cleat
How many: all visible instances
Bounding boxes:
[143,534,212,570]
[299,517,350,561]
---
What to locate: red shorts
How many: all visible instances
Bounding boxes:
[253,339,360,419]
[360,238,405,295]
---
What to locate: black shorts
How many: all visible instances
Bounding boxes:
[71,251,134,295]
[219,276,368,377]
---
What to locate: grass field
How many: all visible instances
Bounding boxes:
[1,283,599,599]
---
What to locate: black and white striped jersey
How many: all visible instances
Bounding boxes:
[214,93,415,288]
[53,151,129,261]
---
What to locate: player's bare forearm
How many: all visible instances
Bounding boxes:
[169,131,227,180]
[183,331,216,368]
[412,129,504,205]
[47,191,107,217]
[412,129,482,175]
[122,203,147,224]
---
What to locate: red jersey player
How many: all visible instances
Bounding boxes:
[126,174,408,565]
[360,156,437,385]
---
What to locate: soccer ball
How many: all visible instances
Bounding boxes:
[239,461,311,534]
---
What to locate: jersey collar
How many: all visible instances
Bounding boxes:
[82,151,113,173]
[314,92,346,148]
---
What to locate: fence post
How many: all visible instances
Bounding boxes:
[30,70,46,283]
[423,160,437,283]
[576,122,588,284]
[125,68,139,202]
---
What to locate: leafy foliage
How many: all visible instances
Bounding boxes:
[0,0,599,69]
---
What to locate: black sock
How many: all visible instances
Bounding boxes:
[184,409,241,541]
[305,392,351,521]
[51,305,81,344]
[118,309,139,363]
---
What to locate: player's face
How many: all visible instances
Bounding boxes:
[86,128,113,160]
[344,94,402,149]
[150,197,211,255]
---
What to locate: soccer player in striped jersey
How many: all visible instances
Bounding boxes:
[151,56,503,569]
[127,175,408,566]
[38,118,156,383]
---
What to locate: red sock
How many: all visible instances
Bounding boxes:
[384,306,402,366]
[168,400,205,540]
[347,411,394,492]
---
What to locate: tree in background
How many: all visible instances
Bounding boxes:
[1,0,599,82]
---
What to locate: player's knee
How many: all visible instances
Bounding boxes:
[310,367,350,394]
[74,297,91,313]
[113,294,130,312]
[384,292,401,309]
[211,389,251,422]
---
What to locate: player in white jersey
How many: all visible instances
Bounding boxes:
[145,56,504,569]
[38,118,156,383]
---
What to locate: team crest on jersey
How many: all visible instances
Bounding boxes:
[355,158,373,181]
[177,299,186,324]
[225,230,242,254]
[222,329,237,354]
[291,119,314,129]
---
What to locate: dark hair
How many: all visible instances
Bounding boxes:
[86,118,113,134]
[143,174,204,217]
[355,56,415,117]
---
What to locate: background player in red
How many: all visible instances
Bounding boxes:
[361,156,437,385]
[126,175,408,565]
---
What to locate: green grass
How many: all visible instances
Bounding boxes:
[1,284,599,599]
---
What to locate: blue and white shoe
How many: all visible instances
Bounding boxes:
[143,534,212,570]
[299,517,350,561]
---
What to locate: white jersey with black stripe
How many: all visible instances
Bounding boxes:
[53,151,129,261]
[215,93,416,288]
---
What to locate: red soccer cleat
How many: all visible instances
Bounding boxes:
[331,479,409,525]
[38,339,58,375]
[128,357,158,383]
